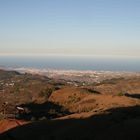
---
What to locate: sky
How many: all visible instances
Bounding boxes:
[0,0,140,57]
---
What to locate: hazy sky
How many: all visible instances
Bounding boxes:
[0,0,140,56]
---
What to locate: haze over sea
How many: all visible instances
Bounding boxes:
[0,55,140,72]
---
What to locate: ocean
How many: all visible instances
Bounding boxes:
[0,55,140,72]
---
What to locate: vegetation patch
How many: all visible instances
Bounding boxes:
[39,88,54,100]
[67,95,81,104]
[0,113,5,120]
[117,92,124,96]
[98,77,125,85]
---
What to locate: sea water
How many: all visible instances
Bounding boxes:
[0,55,140,72]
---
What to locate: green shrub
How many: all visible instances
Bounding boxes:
[118,92,124,96]
[0,113,5,120]
[39,88,54,99]
[67,96,81,104]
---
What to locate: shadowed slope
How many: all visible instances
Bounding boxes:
[0,119,28,134]
[0,106,140,140]
[125,93,140,99]
[17,101,71,121]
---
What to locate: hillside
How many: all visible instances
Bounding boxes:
[0,69,140,140]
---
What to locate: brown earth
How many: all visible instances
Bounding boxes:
[0,119,28,134]
[0,70,140,140]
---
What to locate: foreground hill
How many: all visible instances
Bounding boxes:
[0,69,140,139]
[0,106,140,140]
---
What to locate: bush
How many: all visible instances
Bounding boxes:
[67,96,81,104]
[39,88,54,99]
[117,92,124,96]
[0,113,5,120]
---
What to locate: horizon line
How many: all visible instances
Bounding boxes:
[0,53,140,58]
